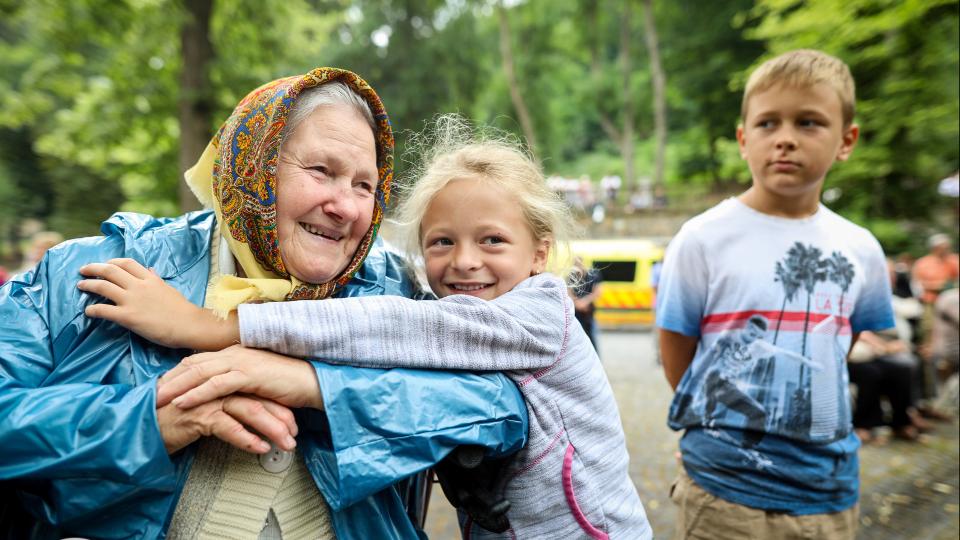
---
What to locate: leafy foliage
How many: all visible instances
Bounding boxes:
[0,0,956,262]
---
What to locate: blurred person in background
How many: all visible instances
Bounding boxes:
[892,253,917,299]
[912,233,959,410]
[929,287,959,415]
[14,230,63,275]
[846,259,930,443]
[913,233,958,305]
[651,259,663,364]
[0,68,526,539]
[569,255,603,354]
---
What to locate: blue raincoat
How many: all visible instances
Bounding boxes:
[0,210,527,539]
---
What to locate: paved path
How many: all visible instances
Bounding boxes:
[423,330,959,539]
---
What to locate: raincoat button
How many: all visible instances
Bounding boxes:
[259,443,293,473]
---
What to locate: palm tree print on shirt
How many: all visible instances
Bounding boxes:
[824,251,855,336]
[773,260,802,344]
[773,242,855,437]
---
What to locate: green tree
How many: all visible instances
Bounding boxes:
[0,0,347,238]
[824,250,855,335]
[746,0,960,249]
[659,0,764,188]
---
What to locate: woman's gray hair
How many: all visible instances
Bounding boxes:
[281,82,376,144]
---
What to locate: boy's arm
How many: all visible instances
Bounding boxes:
[659,329,699,390]
[239,274,568,371]
[654,225,708,391]
[850,238,897,334]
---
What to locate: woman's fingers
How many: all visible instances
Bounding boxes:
[158,351,218,387]
[206,406,272,454]
[172,370,249,410]
[158,346,322,410]
[157,392,298,455]
[157,354,224,407]
[221,396,297,452]
[158,398,269,455]
[259,399,299,438]
[158,347,261,406]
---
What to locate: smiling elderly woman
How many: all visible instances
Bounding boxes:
[0,68,526,539]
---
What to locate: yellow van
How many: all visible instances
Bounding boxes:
[570,239,664,328]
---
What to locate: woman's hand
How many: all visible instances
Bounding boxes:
[78,258,239,350]
[157,393,298,455]
[157,345,324,411]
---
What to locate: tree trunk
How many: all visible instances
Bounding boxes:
[178,0,215,212]
[587,3,622,146]
[707,133,721,187]
[587,1,636,190]
[640,0,666,188]
[5,224,19,268]
[619,0,635,190]
[835,294,845,338]
[496,1,539,160]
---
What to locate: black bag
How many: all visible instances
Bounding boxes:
[434,445,512,533]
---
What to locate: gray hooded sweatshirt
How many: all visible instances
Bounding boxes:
[238,273,651,539]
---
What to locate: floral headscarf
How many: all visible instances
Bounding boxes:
[185,68,394,314]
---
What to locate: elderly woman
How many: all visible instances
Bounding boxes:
[0,68,526,539]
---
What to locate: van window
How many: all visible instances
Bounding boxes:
[592,260,636,282]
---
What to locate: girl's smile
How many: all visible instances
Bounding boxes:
[420,177,549,301]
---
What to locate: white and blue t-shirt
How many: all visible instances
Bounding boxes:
[656,198,895,515]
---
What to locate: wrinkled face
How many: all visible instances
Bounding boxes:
[420,178,549,301]
[276,104,378,284]
[737,82,858,201]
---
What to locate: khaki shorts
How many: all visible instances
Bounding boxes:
[669,470,858,540]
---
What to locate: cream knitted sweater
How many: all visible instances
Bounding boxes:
[167,230,334,540]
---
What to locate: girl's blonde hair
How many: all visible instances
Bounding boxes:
[393,114,576,285]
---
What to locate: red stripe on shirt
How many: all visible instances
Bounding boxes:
[701,310,851,335]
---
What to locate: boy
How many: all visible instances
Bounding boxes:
[656,50,894,539]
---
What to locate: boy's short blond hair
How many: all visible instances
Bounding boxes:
[741,49,856,126]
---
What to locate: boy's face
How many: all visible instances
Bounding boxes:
[420,178,549,301]
[737,82,858,202]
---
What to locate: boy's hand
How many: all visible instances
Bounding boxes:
[659,328,699,390]
[78,258,237,350]
[157,345,325,411]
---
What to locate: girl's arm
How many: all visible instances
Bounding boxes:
[239,273,569,372]
[78,259,568,371]
[78,258,240,351]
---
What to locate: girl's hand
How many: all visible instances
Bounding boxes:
[157,345,324,411]
[78,258,238,350]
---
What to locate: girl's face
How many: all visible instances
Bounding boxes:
[420,178,549,301]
